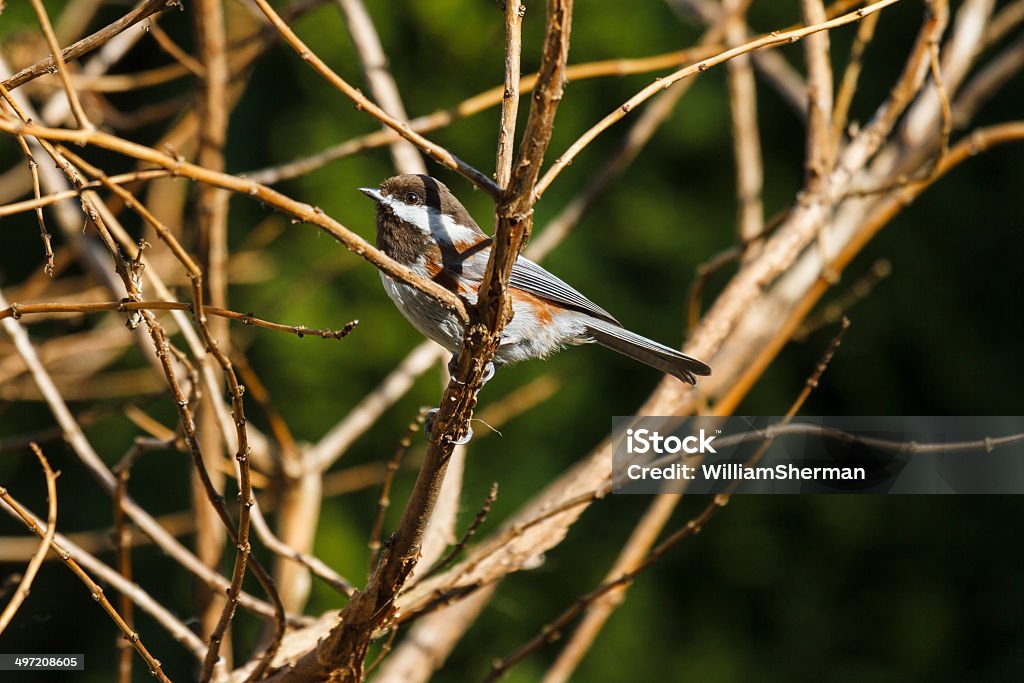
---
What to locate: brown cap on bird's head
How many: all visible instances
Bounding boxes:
[359,174,478,229]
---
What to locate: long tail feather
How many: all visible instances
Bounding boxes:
[585,318,711,384]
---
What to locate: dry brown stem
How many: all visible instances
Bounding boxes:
[0,446,172,681]
[0,444,58,636]
[2,0,176,92]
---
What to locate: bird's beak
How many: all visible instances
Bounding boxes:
[359,187,383,202]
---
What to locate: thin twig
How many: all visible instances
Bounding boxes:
[0,443,57,636]
[363,624,400,677]
[0,300,358,340]
[368,410,429,573]
[724,0,764,244]
[250,504,357,597]
[246,44,718,185]
[0,169,173,219]
[429,483,498,576]
[337,0,426,174]
[802,0,836,178]
[148,21,206,77]
[0,118,469,322]
[0,480,172,681]
[4,0,174,92]
[794,259,890,340]
[251,0,498,196]
[29,0,93,130]
[7,129,54,275]
[685,245,743,333]
[833,10,880,143]
[535,0,900,201]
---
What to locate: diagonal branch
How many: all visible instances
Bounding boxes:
[2,0,176,92]
[0,118,469,324]
[250,0,498,195]
[0,443,57,636]
[534,0,900,201]
[337,0,426,174]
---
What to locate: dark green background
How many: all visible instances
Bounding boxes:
[1,1,1022,680]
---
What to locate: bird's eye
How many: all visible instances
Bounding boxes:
[405,192,421,205]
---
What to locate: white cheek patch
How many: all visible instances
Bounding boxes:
[381,196,481,246]
[382,195,431,234]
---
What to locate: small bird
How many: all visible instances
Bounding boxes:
[360,174,711,385]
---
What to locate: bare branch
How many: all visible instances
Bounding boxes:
[250,0,498,195]
[0,118,469,322]
[0,288,284,622]
[0,443,57,636]
[0,300,357,340]
[337,0,426,174]
[535,0,900,201]
[0,451,172,681]
[496,1,525,188]
[2,0,176,92]
[29,0,93,130]
[724,0,765,244]
[833,10,880,142]
[247,44,716,185]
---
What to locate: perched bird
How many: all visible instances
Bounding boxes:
[360,174,711,385]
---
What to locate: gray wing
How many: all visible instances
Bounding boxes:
[510,257,620,325]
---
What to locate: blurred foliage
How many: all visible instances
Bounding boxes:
[1,1,1023,681]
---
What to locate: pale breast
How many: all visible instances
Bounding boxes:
[380,273,464,353]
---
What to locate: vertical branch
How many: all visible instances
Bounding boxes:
[192,0,235,669]
[833,11,880,143]
[801,0,836,280]
[802,0,836,187]
[477,0,574,318]
[496,1,525,188]
[337,0,426,174]
[1,123,54,275]
[723,0,765,246]
[113,445,139,683]
[273,3,576,680]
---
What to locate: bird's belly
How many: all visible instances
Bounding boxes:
[494,300,589,365]
[380,274,464,353]
[381,274,589,364]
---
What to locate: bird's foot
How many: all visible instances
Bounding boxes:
[446,357,496,389]
[480,360,496,385]
[424,408,474,445]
